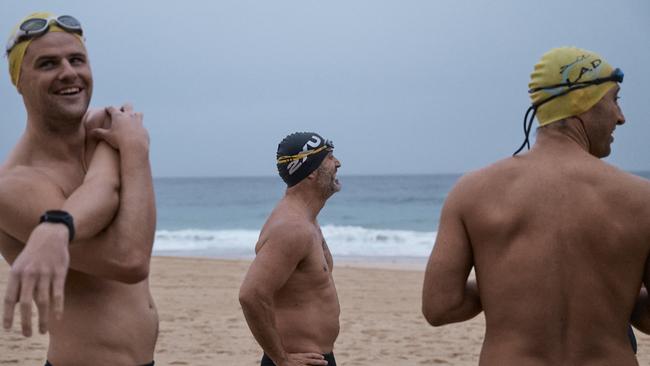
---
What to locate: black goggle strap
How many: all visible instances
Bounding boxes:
[514,68,623,156]
[528,68,623,93]
[513,105,536,156]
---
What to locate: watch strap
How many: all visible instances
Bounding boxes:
[39,210,75,242]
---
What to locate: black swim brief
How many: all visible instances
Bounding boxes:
[261,352,336,365]
[628,324,637,354]
[46,361,154,366]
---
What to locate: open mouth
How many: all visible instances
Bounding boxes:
[54,87,82,96]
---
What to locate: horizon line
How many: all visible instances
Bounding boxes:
[153,170,650,180]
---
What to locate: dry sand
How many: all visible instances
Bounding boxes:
[1,256,650,365]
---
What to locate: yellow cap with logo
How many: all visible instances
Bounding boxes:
[6,12,84,86]
[529,47,617,126]
[513,47,623,155]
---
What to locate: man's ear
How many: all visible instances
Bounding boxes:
[306,169,318,181]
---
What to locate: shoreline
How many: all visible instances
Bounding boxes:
[153,252,429,271]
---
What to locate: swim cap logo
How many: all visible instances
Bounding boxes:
[559,55,602,85]
[287,135,322,175]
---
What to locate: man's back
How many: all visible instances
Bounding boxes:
[460,147,650,365]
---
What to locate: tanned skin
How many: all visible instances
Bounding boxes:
[0,31,157,365]
[423,86,650,365]
[240,152,342,366]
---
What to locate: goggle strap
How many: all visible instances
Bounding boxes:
[529,68,623,93]
[513,106,536,156]
[277,145,329,164]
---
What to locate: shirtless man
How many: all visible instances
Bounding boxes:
[0,13,157,365]
[422,47,650,365]
[240,132,341,366]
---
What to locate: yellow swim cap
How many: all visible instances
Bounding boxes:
[529,47,616,126]
[6,12,84,87]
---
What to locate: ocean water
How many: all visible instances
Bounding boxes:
[153,175,458,260]
[153,172,650,260]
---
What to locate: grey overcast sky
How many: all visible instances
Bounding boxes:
[1,0,648,177]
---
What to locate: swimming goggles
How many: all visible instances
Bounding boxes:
[513,68,624,156]
[528,68,624,107]
[277,139,334,164]
[5,15,83,55]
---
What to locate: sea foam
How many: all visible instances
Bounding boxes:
[153,225,436,258]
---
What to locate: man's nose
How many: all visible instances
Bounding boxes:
[617,109,626,126]
[57,59,78,81]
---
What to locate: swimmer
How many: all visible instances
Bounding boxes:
[0,12,158,365]
[422,47,650,365]
[240,132,341,366]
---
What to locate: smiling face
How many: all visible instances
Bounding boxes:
[17,31,92,128]
[579,85,626,158]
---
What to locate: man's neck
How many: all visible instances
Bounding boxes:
[24,114,86,164]
[533,120,591,155]
[284,186,328,222]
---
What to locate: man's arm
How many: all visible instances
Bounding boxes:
[68,107,121,239]
[631,253,650,334]
[67,104,155,283]
[0,141,119,246]
[64,141,120,240]
[2,104,152,337]
[422,180,482,326]
[0,138,119,337]
[239,225,328,366]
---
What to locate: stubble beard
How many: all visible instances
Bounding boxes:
[317,169,340,199]
[39,93,91,133]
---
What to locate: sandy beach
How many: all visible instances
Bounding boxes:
[1,256,650,365]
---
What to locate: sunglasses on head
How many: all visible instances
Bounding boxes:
[6,15,82,55]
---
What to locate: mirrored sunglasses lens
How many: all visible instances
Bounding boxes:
[20,18,47,32]
[57,15,81,28]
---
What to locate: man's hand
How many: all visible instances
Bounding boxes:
[280,353,329,366]
[90,103,149,151]
[3,223,69,336]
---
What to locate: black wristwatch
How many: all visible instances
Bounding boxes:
[40,210,75,242]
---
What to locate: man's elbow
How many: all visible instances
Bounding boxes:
[422,292,463,327]
[422,303,447,327]
[239,287,257,310]
[239,286,271,312]
[424,307,457,327]
[114,256,150,284]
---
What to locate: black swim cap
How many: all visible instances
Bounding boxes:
[276,132,334,187]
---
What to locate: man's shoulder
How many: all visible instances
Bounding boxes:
[83,107,110,130]
[264,216,316,242]
[452,158,518,193]
[597,162,650,190]
[257,214,317,254]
